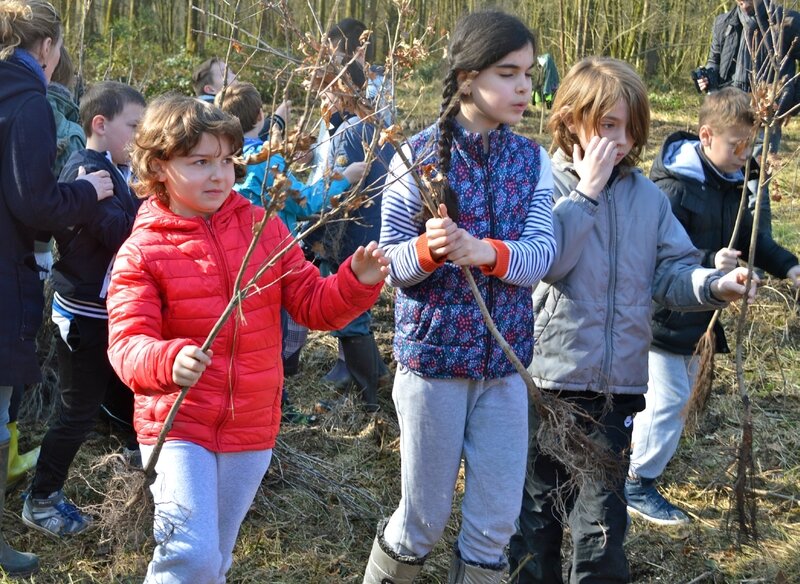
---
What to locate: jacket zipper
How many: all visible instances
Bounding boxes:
[482,144,495,379]
[203,217,237,451]
[600,182,616,391]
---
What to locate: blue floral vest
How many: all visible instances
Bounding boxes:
[394,122,541,379]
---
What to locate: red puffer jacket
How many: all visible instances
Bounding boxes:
[107,193,383,452]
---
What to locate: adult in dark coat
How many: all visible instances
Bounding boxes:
[0,8,112,388]
[0,0,107,576]
[702,0,800,119]
[0,1,112,573]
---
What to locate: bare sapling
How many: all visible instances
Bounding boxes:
[717,2,800,540]
[684,154,754,432]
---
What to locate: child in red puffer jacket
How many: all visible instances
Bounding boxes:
[106,93,388,584]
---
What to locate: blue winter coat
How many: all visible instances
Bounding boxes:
[52,148,142,306]
[0,54,97,385]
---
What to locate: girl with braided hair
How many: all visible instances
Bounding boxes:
[361,10,556,584]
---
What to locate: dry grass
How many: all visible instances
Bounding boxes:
[4,93,800,583]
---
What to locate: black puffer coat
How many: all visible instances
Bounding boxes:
[650,131,798,355]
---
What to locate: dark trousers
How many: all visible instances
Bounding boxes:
[508,391,645,584]
[31,315,131,497]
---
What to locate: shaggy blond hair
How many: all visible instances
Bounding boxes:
[549,56,650,168]
[131,93,243,204]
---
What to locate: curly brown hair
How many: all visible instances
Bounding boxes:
[131,93,243,204]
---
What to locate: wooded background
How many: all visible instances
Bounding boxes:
[52,0,750,96]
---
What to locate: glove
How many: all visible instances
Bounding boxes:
[34,250,53,281]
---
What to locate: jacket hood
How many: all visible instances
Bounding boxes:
[134,191,252,232]
[0,58,44,105]
[651,130,745,188]
[550,149,579,194]
[46,83,80,122]
[660,134,706,183]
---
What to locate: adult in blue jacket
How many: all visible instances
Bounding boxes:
[0,2,112,574]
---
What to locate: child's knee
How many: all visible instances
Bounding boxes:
[385,509,450,557]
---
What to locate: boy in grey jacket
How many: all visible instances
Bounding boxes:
[508,57,756,584]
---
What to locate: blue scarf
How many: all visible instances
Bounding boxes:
[11,48,47,90]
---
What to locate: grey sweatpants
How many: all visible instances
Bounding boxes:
[140,440,272,584]
[382,366,528,565]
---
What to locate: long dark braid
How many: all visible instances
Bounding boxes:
[433,69,461,222]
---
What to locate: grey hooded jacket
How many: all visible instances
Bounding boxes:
[528,150,727,395]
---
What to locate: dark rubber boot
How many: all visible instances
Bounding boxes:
[0,441,39,576]
[322,339,355,390]
[341,334,385,412]
[322,359,355,390]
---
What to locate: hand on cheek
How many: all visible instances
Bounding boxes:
[573,136,618,199]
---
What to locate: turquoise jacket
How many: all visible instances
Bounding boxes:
[236,137,350,234]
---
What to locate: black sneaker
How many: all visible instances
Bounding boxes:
[625,477,690,526]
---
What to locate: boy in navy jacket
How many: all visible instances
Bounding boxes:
[626,86,800,525]
[22,81,146,538]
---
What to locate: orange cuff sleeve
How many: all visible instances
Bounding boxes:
[480,239,510,277]
[416,234,446,272]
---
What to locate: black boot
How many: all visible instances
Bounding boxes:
[0,441,39,576]
[322,339,355,390]
[283,346,303,378]
[341,334,385,412]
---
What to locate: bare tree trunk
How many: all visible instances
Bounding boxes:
[104,0,113,35]
[636,0,650,70]
[581,0,593,56]
[575,0,583,61]
[558,0,567,72]
[186,0,197,55]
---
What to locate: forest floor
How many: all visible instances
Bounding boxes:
[3,89,800,583]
